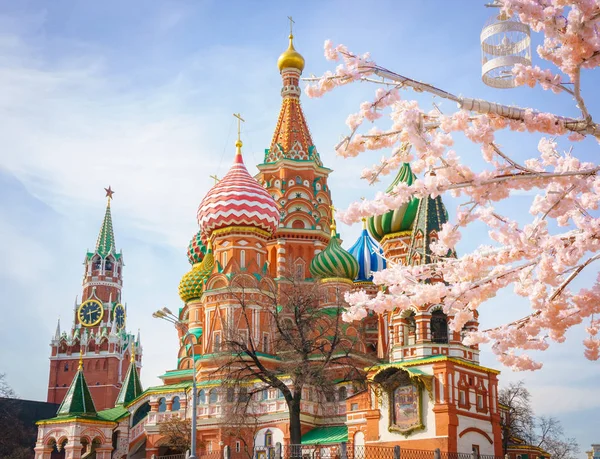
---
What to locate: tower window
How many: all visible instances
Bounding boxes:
[209,388,218,404]
[172,396,181,411]
[240,250,246,269]
[338,386,347,401]
[222,252,228,267]
[213,333,221,352]
[431,309,448,344]
[64,363,69,372]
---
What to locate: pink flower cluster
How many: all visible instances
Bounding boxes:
[312,0,600,371]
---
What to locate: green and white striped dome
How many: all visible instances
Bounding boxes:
[368,163,420,241]
[310,227,359,281]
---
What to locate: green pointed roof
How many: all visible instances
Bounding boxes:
[408,194,455,264]
[56,365,97,418]
[115,360,143,406]
[95,199,116,258]
[368,163,421,241]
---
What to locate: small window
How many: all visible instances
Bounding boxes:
[222,252,228,267]
[172,396,181,411]
[338,386,347,401]
[263,334,270,353]
[257,253,261,268]
[238,387,249,402]
[351,403,359,411]
[214,333,221,352]
[158,397,167,412]
[459,390,467,407]
[262,389,269,400]
[227,388,235,403]
[198,389,206,404]
[209,389,218,404]
[236,442,241,453]
[64,363,69,372]
[477,394,484,410]
[240,250,246,268]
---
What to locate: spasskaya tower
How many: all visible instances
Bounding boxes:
[46,187,142,411]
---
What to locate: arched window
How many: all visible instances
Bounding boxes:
[226,388,235,403]
[93,257,101,270]
[198,389,206,404]
[431,310,449,344]
[105,259,113,271]
[171,396,180,411]
[338,386,347,401]
[158,397,167,412]
[238,387,249,402]
[132,402,150,427]
[209,389,218,404]
[404,311,417,345]
[265,430,273,447]
[64,363,69,372]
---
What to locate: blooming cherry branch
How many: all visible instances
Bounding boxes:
[307,0,600,370]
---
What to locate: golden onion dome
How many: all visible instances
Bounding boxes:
[277,34,305,72]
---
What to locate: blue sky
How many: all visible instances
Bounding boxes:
[0,0,597,454]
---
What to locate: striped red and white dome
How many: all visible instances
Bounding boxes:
[197,144,280,238]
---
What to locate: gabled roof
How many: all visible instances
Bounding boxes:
[56,365,96,418]
[115,360,143,406]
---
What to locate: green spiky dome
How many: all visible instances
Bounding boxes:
[179,247,214,303]
[368,163,421,241]
[310,232,359,281]
[187,230,206,265]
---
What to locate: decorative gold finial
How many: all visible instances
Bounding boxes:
[277,18,305,72]
[233,113,245,149]
[330,205,337,237]
[362,217,367,229]
[131,342,136,363]
[78,352,83,371]
[209,174,220,185]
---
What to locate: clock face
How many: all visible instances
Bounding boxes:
[78,300,104,327]
[113,303,126,331]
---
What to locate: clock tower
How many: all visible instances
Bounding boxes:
[46,188,142,411]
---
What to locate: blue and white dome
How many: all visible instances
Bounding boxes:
[348,221,387,282]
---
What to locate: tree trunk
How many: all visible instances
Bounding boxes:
[288,398,302,445]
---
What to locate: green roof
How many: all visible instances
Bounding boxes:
[56,367,96,418]
[95,200,116,258]
[116,361,143,406]
[301,426,348,445]
[97,405,130,422]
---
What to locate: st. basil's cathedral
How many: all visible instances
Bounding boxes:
[33,31,545,459]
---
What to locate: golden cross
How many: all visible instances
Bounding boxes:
[287,16,295,36]
[233,113,245,144]
[209,174,220,185]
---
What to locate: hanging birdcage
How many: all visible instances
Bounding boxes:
[481,9,531,88]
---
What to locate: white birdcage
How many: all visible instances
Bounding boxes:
[481,9,531,88]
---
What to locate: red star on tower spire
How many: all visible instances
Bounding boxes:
[104,186,115,200]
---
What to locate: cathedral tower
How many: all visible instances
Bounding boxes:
[46,188,141,411]
[256,30,334,279]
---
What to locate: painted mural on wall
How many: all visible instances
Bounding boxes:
[391,383,420,431]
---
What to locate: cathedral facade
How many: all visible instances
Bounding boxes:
[35,33,509,459]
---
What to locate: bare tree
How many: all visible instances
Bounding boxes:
[219,385,265,459]
[158,416,193,454]
[214,272,375,445]
[499,380,535,453]
[499,381,579,459]
[0,374,33,459]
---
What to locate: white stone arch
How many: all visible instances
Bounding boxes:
[353,431,365,458]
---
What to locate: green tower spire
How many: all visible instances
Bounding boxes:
[56,356,97,418]
[115,346,143,406]
[95,186,116,258]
